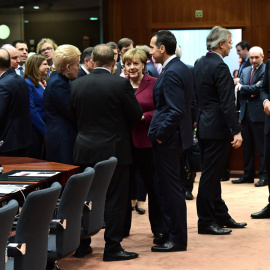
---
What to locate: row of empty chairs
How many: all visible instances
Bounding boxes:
[0,157,117,270]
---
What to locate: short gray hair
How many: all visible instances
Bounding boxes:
[249,46,264,56]
[206,26,231,50]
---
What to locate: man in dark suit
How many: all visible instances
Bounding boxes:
[148,30,193,252]
[0,48,31,156]
[77,47,94,78]
[114,38,134,76]
[70,44,142,261]
[194,26,247,235]
[232,46,267,186]
[251,58,270,219]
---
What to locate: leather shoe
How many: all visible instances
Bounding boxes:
[255,179,268,187]
[217,218,247,228]
[151,241,187,252]
[74,246,92,258]
[103,249,138,261]
[135,204,145,215]
[198,224,232,235]
[153,233,167,245]
[185,191,194,200]
[251,205,270,219]
[232,177,254,184]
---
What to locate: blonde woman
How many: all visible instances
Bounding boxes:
[43,44,81,164]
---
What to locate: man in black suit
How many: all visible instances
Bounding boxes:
[114,38,134,76]
[70,44,142,261]
[148,30,193,252]
[194,26,247,235]
[77,47,94,78]
[232,46,267,186]
[0,48,31,156]
[251,58,270,219]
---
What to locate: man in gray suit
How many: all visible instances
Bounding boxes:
[233,46,267,186]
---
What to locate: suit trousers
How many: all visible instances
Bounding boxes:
[197,139,231,228]
[241,108,267,180]
[152,131,187,245]
[264,134,270,202]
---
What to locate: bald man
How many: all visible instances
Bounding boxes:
[1,44,20,69]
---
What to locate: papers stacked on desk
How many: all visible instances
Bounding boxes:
[9,171,60,177]
[0,184,28,195]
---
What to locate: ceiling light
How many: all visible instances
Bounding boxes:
[90,17,98,21]
[33,6,39,9]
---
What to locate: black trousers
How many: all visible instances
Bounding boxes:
[197,139,231,228]
[152,131,187,245]
[241,110,267,180]
[264,134,270,203]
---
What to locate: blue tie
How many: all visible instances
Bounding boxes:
[19,66,24,77]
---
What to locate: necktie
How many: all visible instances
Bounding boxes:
[239,60,246,76]
[50,66,54,72]
[250,68,256,84]
[19,66,24,77]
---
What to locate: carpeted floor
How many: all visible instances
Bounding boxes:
[59,173,270,270]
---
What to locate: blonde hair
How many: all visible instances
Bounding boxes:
[36,38,58,53]
[52,45,81,74]
[122,48,147,71]
[23,54,46,87]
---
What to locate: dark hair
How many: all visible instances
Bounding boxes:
[12,40,27,48]
[152,30,176,55]
[0,48,10,69]
[106,41,118,50]
[236,41,250,51]
[81,47,94,64]
[117,38,134,51]
[92,44,114,67]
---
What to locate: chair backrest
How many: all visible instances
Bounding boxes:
[81,157,117,237]
[12,182,61,270]
[55,167,95,257]
[0,200,18,270]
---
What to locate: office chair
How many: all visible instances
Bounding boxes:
[47,167,95,270]
[0,200,18,270]
[75,157,117,257]
[5,182,62,270]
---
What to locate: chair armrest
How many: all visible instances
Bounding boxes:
[84,201,92,211]
[51,219,66,229]
[7,243,26,255]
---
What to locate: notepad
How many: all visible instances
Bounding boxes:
[8,171,60,177]
[0,184,28,195]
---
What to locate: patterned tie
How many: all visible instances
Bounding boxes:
[19,66,24,77]
[250,67,256,84]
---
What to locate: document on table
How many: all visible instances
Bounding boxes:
[8,171,61,177]
[0,184,28,195]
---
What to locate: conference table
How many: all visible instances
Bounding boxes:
[0,157,80,206]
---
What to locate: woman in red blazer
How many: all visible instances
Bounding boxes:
[122,48,164,239]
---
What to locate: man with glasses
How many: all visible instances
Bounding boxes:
[36,38,58,75]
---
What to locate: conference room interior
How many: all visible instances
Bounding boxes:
[1,0,270,269]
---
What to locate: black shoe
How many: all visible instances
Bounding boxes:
[198,224,232,235]
[185,191,194,200]
[151,241,187,252]
[74,246,93,258]
[220,170,230,181]
[153,233,167,245]
[218,218,247,228]
[251,205,270,219]
[255,179,268,187]
[103,249,138,262]
[232,177,254,184]
[135,204,145,215]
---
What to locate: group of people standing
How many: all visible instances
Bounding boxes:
[1,25,270,263]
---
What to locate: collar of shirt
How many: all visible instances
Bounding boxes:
[94,67,111,73]
[163,54,177,69]
[81,65,90,74]
[0,71,6,78]
[253,62,262,70]
[208,50,223,59]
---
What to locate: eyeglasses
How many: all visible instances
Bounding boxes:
[40,47,53,54]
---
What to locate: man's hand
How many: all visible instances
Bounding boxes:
[235,83,242,91]
[231,133,243,149]
[156,138,162,144]
[233,77,240,85]
[264,100,270,115]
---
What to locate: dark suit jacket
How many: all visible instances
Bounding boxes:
[70,68,142,165]
[146,61,159,78]
[238,57,251,77]
[77,68,87,78]
[194,52,241,139]
[148,57,194,150]
[132,73,156,148]
[0,69,31,153]
[113,61,122,76]
[260,59,270,135]
[239,63,265,122]
[43,72,77,164]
